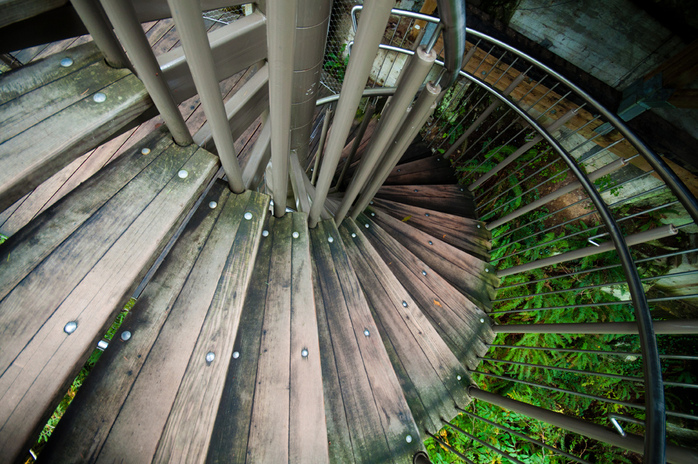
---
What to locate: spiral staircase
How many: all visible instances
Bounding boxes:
[1,1,697,463]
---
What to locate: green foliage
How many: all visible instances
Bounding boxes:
[323,43,349,82]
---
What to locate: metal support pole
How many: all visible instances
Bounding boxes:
[469,108,577,190]
[101,0,192,146]
[333,99,377,191]
[307,0,395,228]
[487,158,627,230]
[443,73,526,159]
[350,82,441,219]
[468,388,698,464]
[493,319,698,334]
[267,0,298,216]
[70,0,129,69]
[497,224,677,277]
[311,106,332,185]
[167,0,245,192]
[335,45,436,224]
[242,117,271,190]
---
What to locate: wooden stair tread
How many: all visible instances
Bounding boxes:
[41,184,269,462]
[0,42,152,211]
[385,155,456,185]
[367,208,498,311]
[310,219,422,463]
[375,184,475,218]
[356,213,494,371]
[0,129,219,462]
[370,197,491,261]
[339,219,470,433]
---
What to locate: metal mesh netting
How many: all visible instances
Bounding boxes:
[202,5,249,24]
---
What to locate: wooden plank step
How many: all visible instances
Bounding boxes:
[0,42,152,211]
[355,213,495,371]
[370,197,491,262]
[41,184,269,463]
[384,155,457,185]
[0,128,219,462]
[339,218,470,434]
[367,207,498,311]
[310,219,423,463]
[397,141,432,164]
[208,212,329,463]
[375,184,475,218]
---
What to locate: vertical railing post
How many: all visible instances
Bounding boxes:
[70,0,129,69]
[100,0,192,146]
[167,0,245,193]
[307,0,395,227]
[311,106,332,185]
[266,0,298,216]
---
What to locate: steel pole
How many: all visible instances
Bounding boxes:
[70,0,129,69]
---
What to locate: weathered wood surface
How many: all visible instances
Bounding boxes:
[371,197,491,261]
[42,187,268,463]
[375,184,475,218]
[0,48,152,211]
[0,0,67,29]
[339,219,470,433]
[384,155,457,185]
[0,133,219,462]
[311,220,423,463]
[356,213,494,371]
[369,207,498,310]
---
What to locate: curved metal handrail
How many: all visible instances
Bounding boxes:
[435,0,466,87]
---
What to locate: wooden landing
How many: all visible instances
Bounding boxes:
[0,128,220,462]
[41,184,269,463]
[339,218,471,433]
[311,219,423,463]
[375,184,475,218]
[0,41,152,212]
[385,155,457,185]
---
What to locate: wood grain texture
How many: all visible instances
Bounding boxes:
[311,220,422,464]
[371,197,491,261]
[375,184,475,218]
[154,192,268,463]
[384,155,457,186]
[339,219,470,433]
[0,141,219,462]
[369,208,498,310]
[356,213,494,371]
[40,182,231,463]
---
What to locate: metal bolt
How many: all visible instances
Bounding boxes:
[406,435,413,443]
[397,169,401,172]
[457,375,462,381]
[328,236,334,243]
[209,201,217,209]
[97,340,109,350]
[141,148,151,155]
[233,351,240,359]
[414,189,418,193]
[460,188,464,191]
[422,270,427,276]
[437,158,441,161]
[402,301,408,307]
[480,318,485,323]
[301,348,309,358]
[370,212,375,216]
[481,71,487,76]
[206,351,216,364]
[262,230,269,237]
[477,224,481,228]
[121,330,132,341]
[428,240,433,245]
[370,201,374,205]
[365,223,369,228]
[485,268,490,273]
[351,233,357,238]
[293,231,300,238]
[93,92,106,103]
[364,329,370,336]
[64,321,77,334]
[244,212,253,220]
[178,170,188,179]
[60,57,73,67]
[425,213,430,217]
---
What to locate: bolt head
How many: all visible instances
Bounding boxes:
[351,233,357,238]
[425,213,430,217]
[64,321,78,334]
[457,375,462,381]
[121,330,132,341]
[141,148,151,155]
[93,92,106,103]
[428,240,433,245]
[364,329,370,336]
[402,301,408,307]
[60,57,73,67]
[364,223,369,228]
[328,236,334,243]
[370,201,374,205]
[293,231,300,238]
[233,351,240,359]
[244,212,253,220]
[422,270,427,276]
[397,169,401,172]
[262,230,269,237]
[209,201,217,209]
[480,318,485,323]
[414,189,418,193]
[98,340,109,350]
[406,435,413,443]
[485,268,490,273]
[370,212,375,216]
[206,352,216,363]
[301,349,309,358]
[477,224,481,228]
[178,170,188,179]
